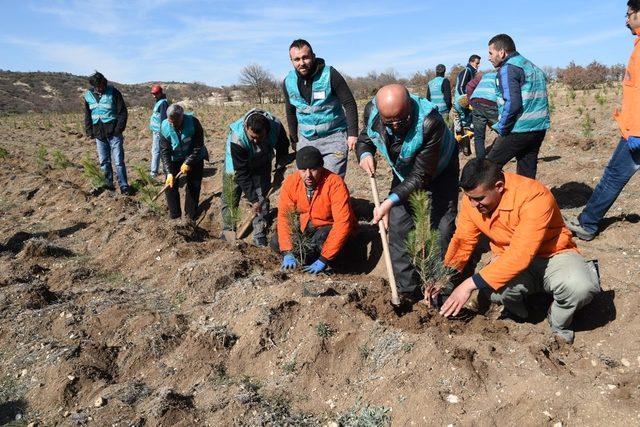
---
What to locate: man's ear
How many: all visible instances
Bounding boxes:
[495,180,505,194]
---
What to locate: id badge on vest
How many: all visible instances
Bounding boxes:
[313,91,326,101]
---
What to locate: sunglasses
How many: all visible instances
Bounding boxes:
[382,114,411,128]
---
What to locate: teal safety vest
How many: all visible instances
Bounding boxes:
[224,109,280,174]
[84,86,116,124]
[427,77,449,113]
[160,113,197,162]
[469,72,497,103]
[366,94,456,181]
[284,65,347,140]
[149,98,168,132]
[495,54,550,133]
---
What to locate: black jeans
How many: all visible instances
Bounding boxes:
[270,224,332,264]
[487,130,546,179]
[470,103,498,159]
[165,159,203,220]
[388,152,460,293]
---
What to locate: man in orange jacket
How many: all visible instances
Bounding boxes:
[271,146,356,274]
[435,159,600,343]
[566,1,640,240]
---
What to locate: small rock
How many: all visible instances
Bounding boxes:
[553,423,563,427]
[94,396,106,407]
[607,384,617,390]
[591,360,597,367]
[63,411,70,417]
[446,394,459,404]
[27,422,37,427]
[555,391,561,396]
[326,422,339,427]
[15,413,22,421]
[621,358,631,367]
[67,375,75,381]
[20,369,27,377]
[543,411,553,419]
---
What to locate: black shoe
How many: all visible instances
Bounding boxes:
[121,186,135,196]
[89,184,115,196]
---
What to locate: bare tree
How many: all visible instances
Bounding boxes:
[239,63,274,104]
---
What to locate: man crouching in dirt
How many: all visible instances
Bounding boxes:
[356,84,458,303]
[83,71,132,196]
[271,146,356,274]
[435,159,600,344]
[222,109,290,247]
[159,104,209,221]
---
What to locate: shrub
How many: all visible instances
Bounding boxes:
[52,149,72,169]
[35,144,48,172]
[222,173,240,230]
[132,163,162,214]
[80,154,107,188]
[287,209,314,265]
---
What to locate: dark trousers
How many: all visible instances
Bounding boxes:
[270,224,332,264]
[486,130,546,179]
[471,103,499,159]
[165,159,203,220]
[388,152,460,293]
[221,173,271,243]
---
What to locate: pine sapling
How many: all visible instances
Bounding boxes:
[222,173,241,230]
[35,144,48,172]
[52,149,72,169]
[287,208,314,265]
[80,154,107,188]
[132,163,162,214]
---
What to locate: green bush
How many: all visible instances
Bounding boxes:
[52,149,72,169]
[80,154,107,188]
[132,163,162,214]
[35,144,48,172]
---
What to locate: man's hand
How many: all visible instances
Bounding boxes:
[440,277,476,317]
[359,154,376,177]
[251,201,262,214]
[180,163,190,175]
[302,259,326,274]
[373,199,393,230]
[628,136,640,152]
[421,283,442,307]
[281,253,298,270]
[165,174,175,188]
[347,136,357,151]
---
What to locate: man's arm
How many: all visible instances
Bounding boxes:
[274,122,290,169]
[282,81,298,145]
[276,177,297,253]
[230,141,259,203]
[113,88,128,135]
[494,64,524,135]
[84,100,94,138]
[442,79,452,110]
[355,101,377,161]
[330,67,358,138]
[455,68,470,95]
[388,110,444,203]
[159,100,168,123]
[444,197,481,272]
[319,177,355,261]
[466,73,482,98]
[426,85,432,101]
[184,118,204,165]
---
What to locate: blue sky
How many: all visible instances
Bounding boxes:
[0,0,634,86]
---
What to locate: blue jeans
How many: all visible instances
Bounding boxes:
[96,134,129,190]
[150,132,162,175]
[579,137,640,234]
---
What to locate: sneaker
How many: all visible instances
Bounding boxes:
[564,216,595,241]
[253,237,268,248]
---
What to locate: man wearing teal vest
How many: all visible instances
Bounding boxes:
[453,55,480,156]
[222,109,290,246]
[159,104,208,220]
[356,84,459,302]
[149,85,169,178]
[83,71,131,195]
[466,72,499,159]
[283,39,358,178]
[426,64,452,120]
[487,34,550,179]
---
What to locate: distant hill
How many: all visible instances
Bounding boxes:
[0,70,233,114]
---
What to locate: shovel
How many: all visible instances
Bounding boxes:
[151,172,183,202]
[369,174,400,306]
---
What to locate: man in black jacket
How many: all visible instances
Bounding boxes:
[83,71,131,195]
[159,104,208,220]
[356,84,459,299]
[283,39,357,177]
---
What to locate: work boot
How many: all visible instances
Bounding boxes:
[121,186,135,196]
[90,184,115,196]
[564,215,595,241]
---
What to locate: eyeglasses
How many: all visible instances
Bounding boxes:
[382,114,411,128]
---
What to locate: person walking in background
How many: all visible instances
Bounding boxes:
[453,55,480,155]
[148,85,169,178]
[487,34,550,179]
[566,0,640,241]
[283,39,358,177]
[83,71,132,195]
[426,64,452,121]
[467,72,499,158]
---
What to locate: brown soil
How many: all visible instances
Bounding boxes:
[0,85,639,425]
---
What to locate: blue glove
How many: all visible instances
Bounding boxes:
[281,253,297,270]
[302,259,326,274]
[628,136,640,152]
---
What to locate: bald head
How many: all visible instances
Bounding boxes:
[376,84,410,119]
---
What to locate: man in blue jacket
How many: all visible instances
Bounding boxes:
[486,34,550,179]
[283,39,358,177]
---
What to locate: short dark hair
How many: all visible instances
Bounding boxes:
[435,64,446,76]
[629,0,640,12]
[289,39,313,53]
[469,55,481,63]
[88,71,107,88]
[459,158,504,191]
[488,34,516,53]
[245,111,271,135]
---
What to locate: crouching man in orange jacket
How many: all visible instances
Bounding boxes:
[271,146,356,274]
[435,159,600,344]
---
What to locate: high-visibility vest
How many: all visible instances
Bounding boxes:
[225,109,280,174]
[84,86,116,124]
[469,72,498,103]
[427,77,449,113]
[160,113,197,162]
[149,98,168,132]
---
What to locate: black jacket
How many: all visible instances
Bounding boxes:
[455,64,477,97]
[356,100,447,202]
[230,122,290,203]
[159,116,205,176]
[83,85,128,140]
[282,58,358,143]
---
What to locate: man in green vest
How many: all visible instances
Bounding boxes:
[159,104,208,220]
[453,55,480,155]
[426,64,452,121]
[356,84,459,302]
[83,71,131,195]
[487,34,550,179]
[466,72,499,159]
[222,109,290,246]
[149,85,169,178]
[283,39,358,178]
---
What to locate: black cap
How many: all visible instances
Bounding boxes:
[296,146,324,170]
